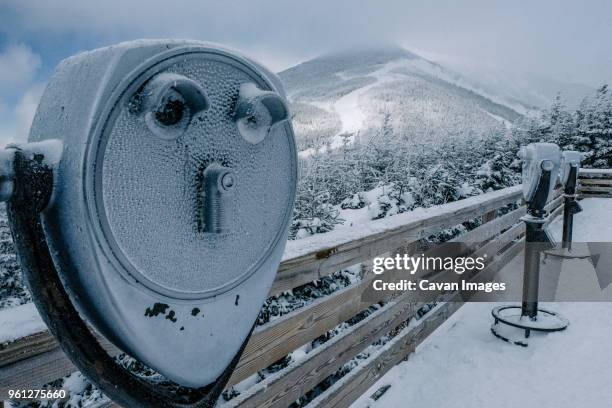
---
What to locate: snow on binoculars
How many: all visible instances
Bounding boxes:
[559,151,582,190]
[518,142,561,212]
[0,40,297,406]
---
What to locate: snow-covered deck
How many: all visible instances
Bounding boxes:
[353,198,612,408]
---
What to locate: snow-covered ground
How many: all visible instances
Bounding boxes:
[352,198,612,408]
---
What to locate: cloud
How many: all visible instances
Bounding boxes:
[14,83,45,141]
[2,0,611,85]
[0,0,610,106]
[0,83,45,145]
[0,44,41,96]
[0,42,43,145]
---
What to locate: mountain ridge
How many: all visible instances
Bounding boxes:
[279,45,526,152]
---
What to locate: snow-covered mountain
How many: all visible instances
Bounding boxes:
[279,46,529,153]
[279,46,593,154]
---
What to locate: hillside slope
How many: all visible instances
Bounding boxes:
[279,46,524,153]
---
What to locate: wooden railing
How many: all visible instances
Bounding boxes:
[1,168,610,407]
[578,168,612,198]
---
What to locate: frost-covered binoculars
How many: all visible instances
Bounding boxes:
[518,142,561,216]
[559,151,583,249]
[559,151,582,195]
[492,142,568,346]
[0,40,297,407]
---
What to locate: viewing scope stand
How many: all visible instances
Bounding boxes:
[491,143,569,347]
[544,151,589,260]
[0,40,298,407]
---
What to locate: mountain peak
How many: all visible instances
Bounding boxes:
[317,44,418,62]
[279,44,419,86]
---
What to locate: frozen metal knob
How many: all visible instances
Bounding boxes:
[234,82,289,144]
[200,163,235,233]
[133,72,210,140]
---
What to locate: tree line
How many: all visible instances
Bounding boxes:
[291,85,612,238]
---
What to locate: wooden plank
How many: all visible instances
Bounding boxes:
[228,274,383,386]
[0,332,56,366]
[456,206,524,245]
[580,192,612,198]
[229,242,427,387]
[307,301,463,408]
[550,188,563,203]
[482,209,496,224]
[0,348,74,397]
[578,186,612,194]
[579,178,612,186]
[475,223,523,259]
[309,241,522,408]
[545,194,563,213]
[577,170,612,179]
[228,298,419,408]
[0,332,120,396]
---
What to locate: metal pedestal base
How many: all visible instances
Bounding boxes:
[491,305,569,347]
[544,244,591,261]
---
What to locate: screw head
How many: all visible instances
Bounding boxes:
[221,172,235,190]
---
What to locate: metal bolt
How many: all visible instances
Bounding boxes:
[221,173,235,190]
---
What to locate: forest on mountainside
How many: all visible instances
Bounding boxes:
[290,84,612,239]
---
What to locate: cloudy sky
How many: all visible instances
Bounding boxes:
[0,0,611,144]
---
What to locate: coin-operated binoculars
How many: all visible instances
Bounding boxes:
[491,143,568,346]
[0,40,297,407]
[558,151,583,250]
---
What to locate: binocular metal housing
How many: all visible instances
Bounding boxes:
[0,40,298,407]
